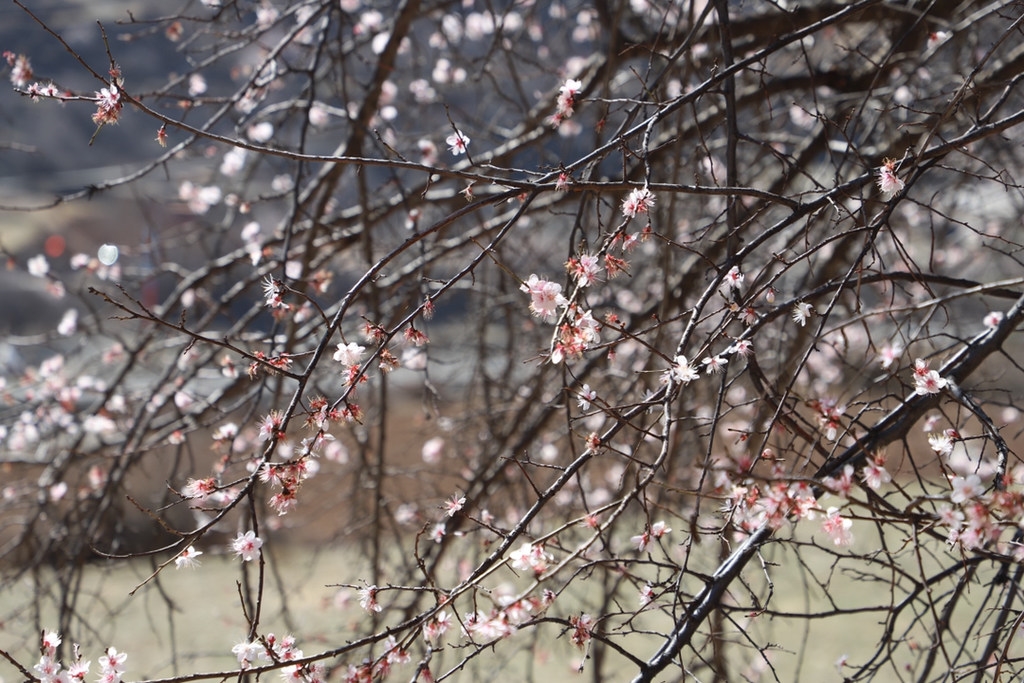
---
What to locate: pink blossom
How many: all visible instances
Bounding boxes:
[443,493,465,517]
[98,647,127,675]
[549,306,602,363]
[231,530,263,561]
[861,462,891,491]
[257,410,284,442]
[358,585,383,613]
[67,659,89,682]
[639,583,655,607]
[446,129,470,156]
[557,78,581,113]
[41,631,61,657]
[509,542,552,575]
[423,610,451,645]
[984,311,1004,329]
[702,355,728,375]
[667,355,699,384]
[577,384,597,410]
[232,640,263,668]
[34,655,62,682]
[555,171,570,191]
[927,31,950,51]
[569,613,593,649]
[566,253,601,287]
[333,341,366,367]
[950,474,983,504]
[8,53,33,86]
[928,432,954,457]
[92,85,123,125]
[822,464,855,498]
[822,507,854,546]
[182,477,217,502]
[520,274,567,323]
[937,504,965,530]
[383,635,409,666]
[421,436,444,463]
[917,362,946,395]
[879,343,902,369]
[728,339,753,358]
[632,520,671,551]
[877,159,905,200]
[792,301,813,326]
[621,187,656,218]
[174,545,202,569]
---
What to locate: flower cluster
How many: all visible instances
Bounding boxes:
[462,592,552,643]
[550,305,601,364]
[232,633,315,679]
[520,274,602,363]
[32,632,125,683]
[723,466,819,536]
[521,274,567,323]
[661,341,753,387]
[92,84,122,126]
[510,542,553,575]
[912,359,948,395]
[810,397,846,441]
[569,613,594,649]
[422,610,452,646]
[549,77,582,127]
[938,466,1024,553]
[821,507,854,546]
[621,187,656,219]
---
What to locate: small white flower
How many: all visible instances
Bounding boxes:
[792,301,813,326]
[702,355,728,375]
[333,341,366,366]
[446,129,470,156]
[670,355,700,384]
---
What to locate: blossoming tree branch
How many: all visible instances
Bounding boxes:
[2,1,1024,681]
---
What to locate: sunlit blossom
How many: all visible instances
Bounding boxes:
[621,187,656,218]
[231,530,263,561]
[877,158,905,200]
[446,129,470,156]
[174,545,202,569]
[792,301,813,326]
[333,341,366,367]
[950,474,983,504]
[822,507,854,546]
